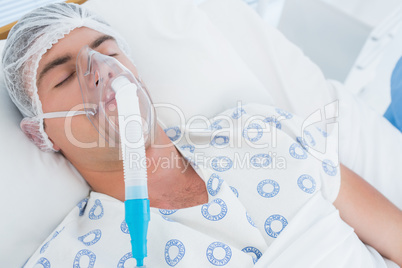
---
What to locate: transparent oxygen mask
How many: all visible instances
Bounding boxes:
[76,45,155,147]
[77,46,152,266]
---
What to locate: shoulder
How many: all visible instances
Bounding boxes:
[23,192,124,267]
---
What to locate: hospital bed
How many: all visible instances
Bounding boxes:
[1,0,402,267]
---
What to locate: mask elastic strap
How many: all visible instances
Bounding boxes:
[35,110,95,120]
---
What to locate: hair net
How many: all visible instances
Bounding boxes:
[1,2,131,152]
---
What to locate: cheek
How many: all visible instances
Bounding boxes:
[39,80,83,113]
[45,116,101,149]
[119,57,139,78]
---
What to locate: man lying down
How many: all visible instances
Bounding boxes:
[2,3,401,267]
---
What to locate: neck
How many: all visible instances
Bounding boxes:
[72,125,207,208]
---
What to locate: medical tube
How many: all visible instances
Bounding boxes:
[111,76,150,267]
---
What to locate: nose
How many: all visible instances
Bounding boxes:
[95,60,117,85]
[94,71,100,88]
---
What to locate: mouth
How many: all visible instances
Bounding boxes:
[105,88,116,104]
[106,95,116,106]
[104,90,117,111]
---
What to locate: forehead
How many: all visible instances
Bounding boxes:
[40,27,110,64]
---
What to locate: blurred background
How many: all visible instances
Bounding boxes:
[256,0,402,116]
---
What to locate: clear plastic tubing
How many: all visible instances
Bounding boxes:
[111,76,150,267]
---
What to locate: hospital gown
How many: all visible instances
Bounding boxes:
[23,104,388,267]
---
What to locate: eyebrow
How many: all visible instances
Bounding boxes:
[37,55,72,85]
[89,34,116,49]
[37,35,116,85]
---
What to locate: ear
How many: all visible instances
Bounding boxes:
[20,118,44,145]
[42,120,61,151]
[49,137,61,151]
[20,118,60,152]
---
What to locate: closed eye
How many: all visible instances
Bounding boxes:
[55,71,76,88]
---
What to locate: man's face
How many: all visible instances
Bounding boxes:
[36,27,139,169]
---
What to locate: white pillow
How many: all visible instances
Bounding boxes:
[0,40,90,267]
